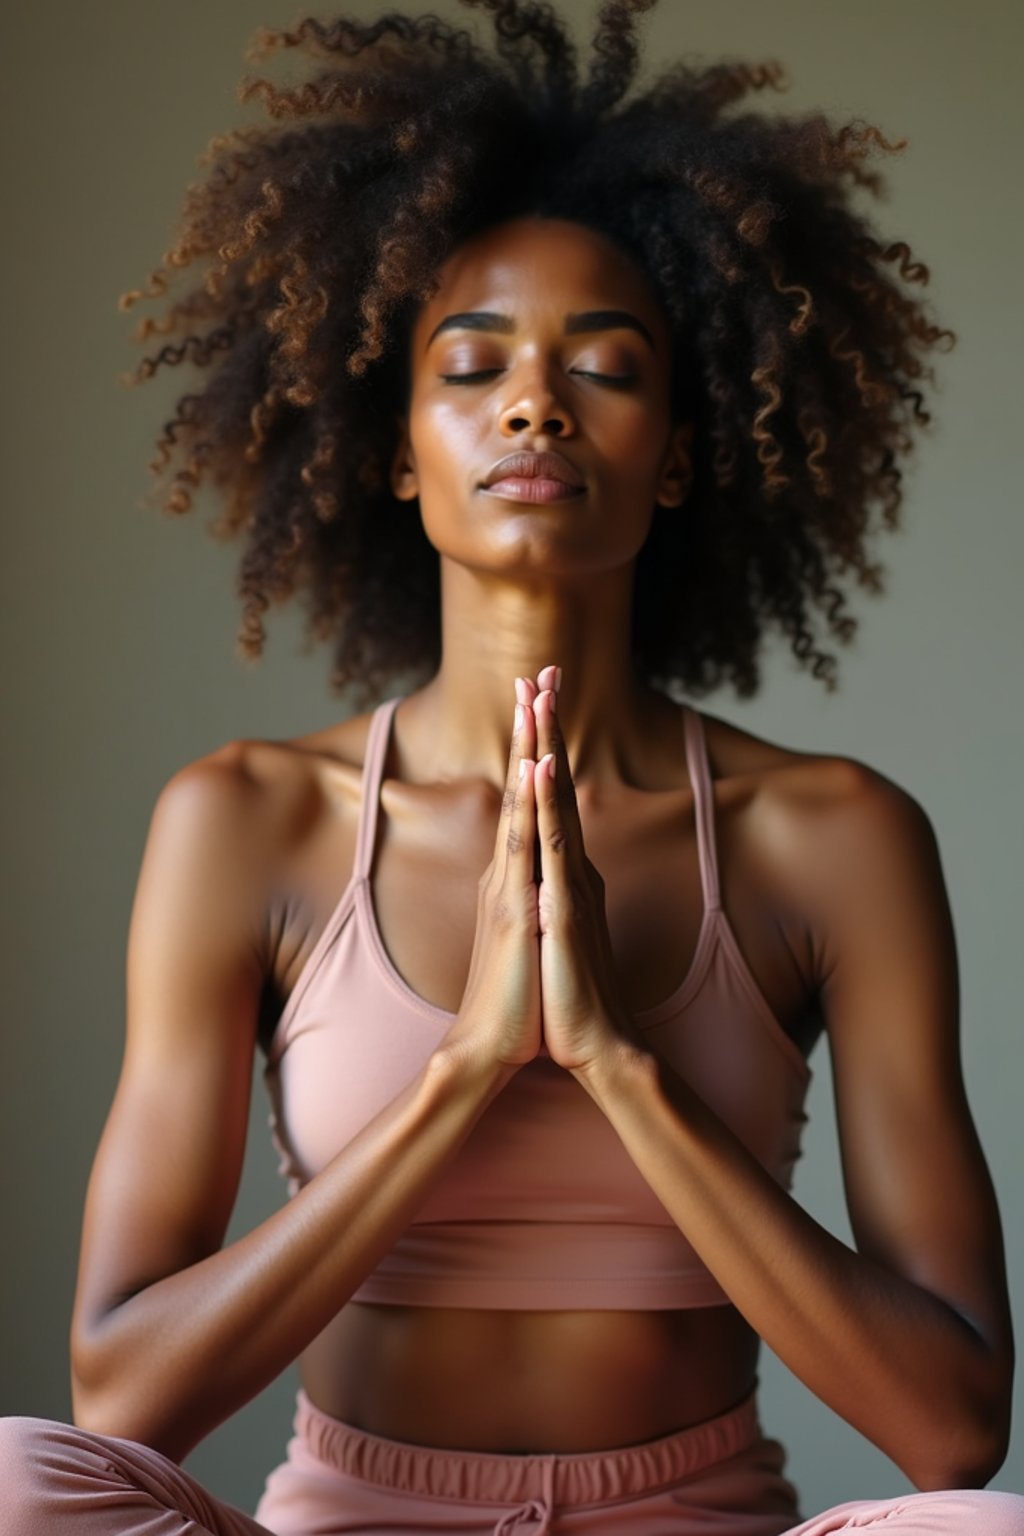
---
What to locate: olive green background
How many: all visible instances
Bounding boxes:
[2,0,1021,1517]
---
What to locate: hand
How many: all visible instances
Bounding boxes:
[438,686,543,1080]
[522,666,643,1077]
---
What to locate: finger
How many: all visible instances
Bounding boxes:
[518,677,539,722]
[497,679,537,878]
[513,754,538,886]
[532,685,585,865]
[515,676,537,763]
[535,742,570,915]
[535,663,561,696]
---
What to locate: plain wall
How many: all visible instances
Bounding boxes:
[2,0,1021,1517]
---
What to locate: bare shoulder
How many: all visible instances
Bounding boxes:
[698,702,926,822]
[696,707,938,969]
[169,709,380,866]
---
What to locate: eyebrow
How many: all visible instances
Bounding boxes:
[425,309,657,353]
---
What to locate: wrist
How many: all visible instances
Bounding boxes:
[428,1040,520,1102]
[570,1034,658,1105]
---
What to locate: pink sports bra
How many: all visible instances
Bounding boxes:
[262,695,813,1310]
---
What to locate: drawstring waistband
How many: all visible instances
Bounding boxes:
[493,1453,556,1534]
[293,1382,763,1526]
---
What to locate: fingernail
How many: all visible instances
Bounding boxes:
[514,703,524,731]
[553,666,562,693]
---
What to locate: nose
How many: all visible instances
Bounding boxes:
[498,360,575,438]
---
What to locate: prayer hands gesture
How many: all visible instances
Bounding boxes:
[441,666,641,1083]
[517,666,639,1076]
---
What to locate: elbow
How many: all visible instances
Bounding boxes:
[71,1339,181,1463]
[908,1403,1011,1493]
[903,1332,1014,1493]
[70,1336,114,1436]
[912,1453,1007,1494]
[70,1327,128,1440]
[70,1367,137,1451]
[917,1442,1010,1495]
[70,1380,134,1447]
[70,1379,189,1466]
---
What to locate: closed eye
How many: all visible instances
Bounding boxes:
[439,370,635,388]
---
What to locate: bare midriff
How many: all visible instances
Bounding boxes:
[298,1300,760,1453]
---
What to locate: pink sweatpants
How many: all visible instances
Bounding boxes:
[2,1385,1023,1535]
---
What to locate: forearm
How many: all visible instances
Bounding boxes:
[72,1047,512,1464]
[574,1042,1003,1489]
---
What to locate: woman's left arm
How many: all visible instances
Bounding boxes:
[574,764,1014,1492]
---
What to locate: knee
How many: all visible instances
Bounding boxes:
[0,1413,65,1475]
[968,1488,1024,1533]
[0,1416,59,1523]
[908,1487,1024,1533]
[0,1414,114,1517]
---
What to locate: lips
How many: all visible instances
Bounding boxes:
[480,450,584,491]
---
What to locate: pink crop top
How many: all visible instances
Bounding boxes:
[262,695,813,1310]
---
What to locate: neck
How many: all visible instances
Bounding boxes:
[398,557,672,793]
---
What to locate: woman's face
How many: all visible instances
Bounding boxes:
[390,216,693,579]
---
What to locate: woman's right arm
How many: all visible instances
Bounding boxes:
[69,707,539,1466]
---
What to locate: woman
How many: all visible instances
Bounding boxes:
[2,2,1021,1532]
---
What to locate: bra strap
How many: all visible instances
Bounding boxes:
[353,696,402,882]
[683,706,722,913]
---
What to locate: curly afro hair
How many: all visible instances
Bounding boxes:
[119,0,956,712]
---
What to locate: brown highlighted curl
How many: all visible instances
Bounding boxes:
[119,0,956,710]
